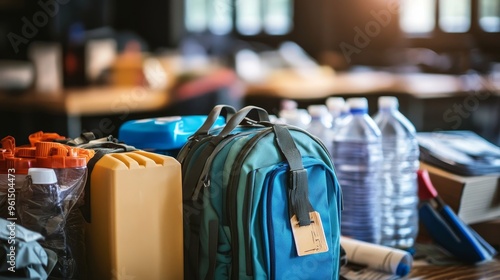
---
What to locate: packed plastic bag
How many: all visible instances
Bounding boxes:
[0,218,57,279]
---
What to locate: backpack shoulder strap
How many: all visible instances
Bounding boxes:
[273,124,314,226]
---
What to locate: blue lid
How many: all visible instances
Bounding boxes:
[396,262,410,276]
[118,115,225,151]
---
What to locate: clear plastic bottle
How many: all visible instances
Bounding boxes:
[331,97,383,244]
[373,96,420,250]
[19,164,87,279]
[18,168,74,277]
[278,99,311,129]
[326,97,345,130]
[306,104,333,153]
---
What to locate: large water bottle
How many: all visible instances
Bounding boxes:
[331,97,383,244]
[373,96,420,250]
[306,104,333,153]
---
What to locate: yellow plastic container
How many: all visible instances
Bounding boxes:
[86,150,183,279]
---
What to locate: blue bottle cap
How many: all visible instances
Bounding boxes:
[347,97,368,114]
[396,262,410,276]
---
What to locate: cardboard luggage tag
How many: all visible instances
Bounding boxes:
[290,211,329,256]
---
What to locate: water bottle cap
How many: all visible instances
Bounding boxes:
[347,97,368,109]
[16,147,36,158]
[37,154,88,168]
[7,157,36,174]
[280,109,311,126]
[279,109,297,120]
[28,168,57,184]
[35,142,88,168]
[281,99,298,110]
[28,131,66,147]
[378,96,399,109]
[326,97,345,111]
[396,262,410,276]
[35,142,68,157]
[307,104,329,117]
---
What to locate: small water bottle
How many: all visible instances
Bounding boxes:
[19,168,61,235]
[331,97,383,244]
[19,168,77,279]
[306,104,333,153]
[374,96,420,250]
[278,99,311,129]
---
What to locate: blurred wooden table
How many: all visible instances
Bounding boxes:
[244,70,500,145]
[245,70,499,100]
[408,259,500,280]
[0,86,170,138]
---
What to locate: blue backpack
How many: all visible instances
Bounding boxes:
[178,105,343,280]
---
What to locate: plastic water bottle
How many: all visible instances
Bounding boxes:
[19,168,76,279]
[19,168,61,235]
[326,97,345,129]
[19,165,87,279]
[306,104,333,153]
[373,96,420,250]
[331,97,383,244]
[278,99,311,129]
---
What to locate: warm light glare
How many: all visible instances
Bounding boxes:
[400,0,436,33]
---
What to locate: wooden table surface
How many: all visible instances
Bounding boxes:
[245,70,500,100]
[0,86,170,116]
[409,259,500,280]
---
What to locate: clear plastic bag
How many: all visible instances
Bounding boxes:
[18,167,87,280]
[0,134,92,280]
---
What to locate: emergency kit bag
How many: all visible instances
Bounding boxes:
[179,105,343,280]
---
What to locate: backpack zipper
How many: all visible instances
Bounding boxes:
[192,130,256,201]
[266,165,287,280]
[226,128,273,279]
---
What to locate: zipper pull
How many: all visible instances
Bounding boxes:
[203,175,211,188]
[192,175,210,201]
